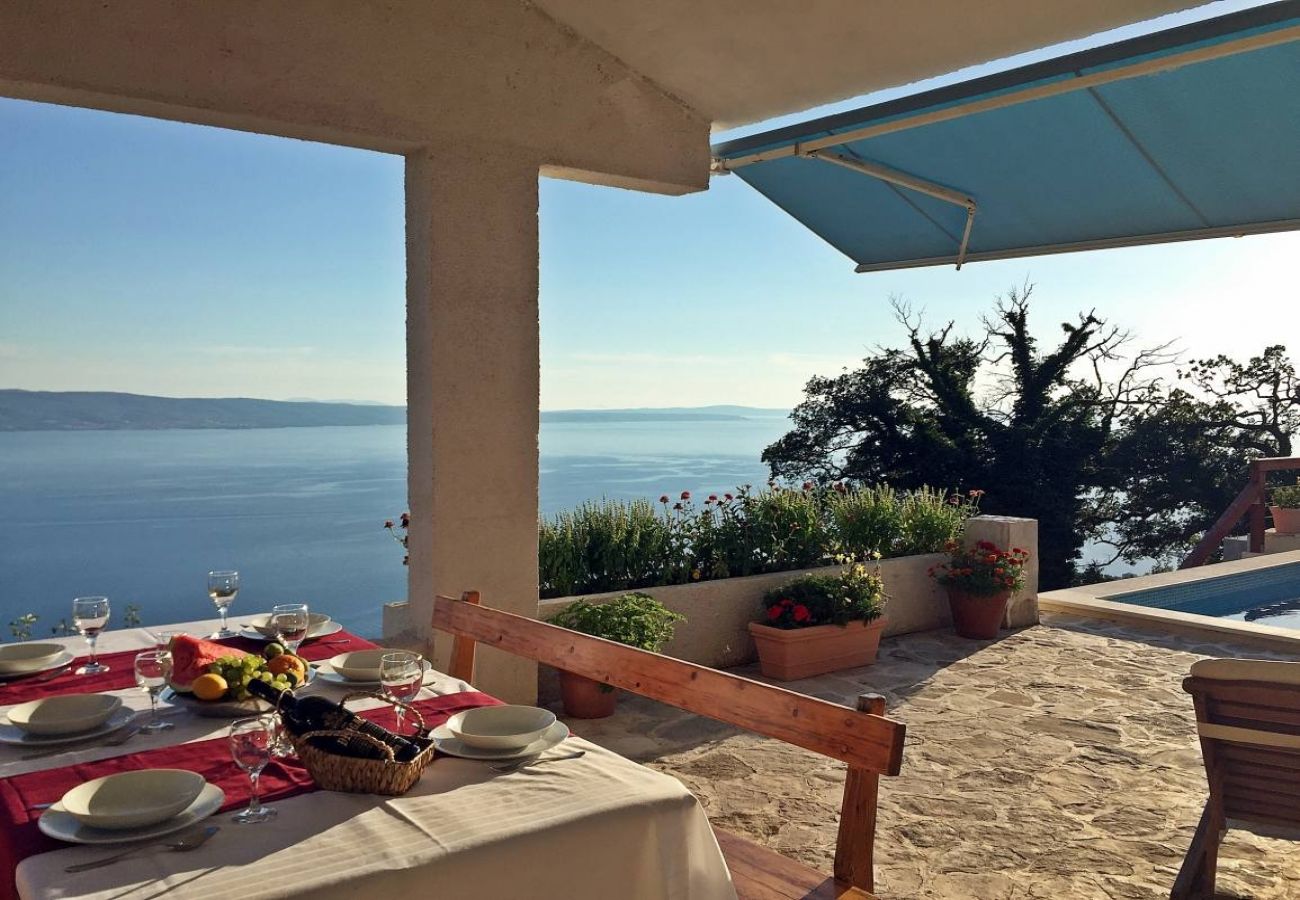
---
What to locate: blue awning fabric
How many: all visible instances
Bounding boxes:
[711,2,1300,272]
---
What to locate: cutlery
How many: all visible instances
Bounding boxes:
[491,749,586,773]
[64,825,219,873]
[20,722,143,761]
[31,666,72,683]
[29,802,55,810]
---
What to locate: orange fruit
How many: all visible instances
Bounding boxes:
[267,654,306,681]
[192,672,228,701]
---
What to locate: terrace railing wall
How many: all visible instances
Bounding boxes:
[1182,456,1300,569]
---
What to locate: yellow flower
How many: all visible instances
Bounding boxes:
[691,568,701,581]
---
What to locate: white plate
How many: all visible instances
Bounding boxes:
[0,650,76,682]
[0,708,135,748]
[0,643,68,675]
[40,782,225,845]
[431,719,570,760]
[311,659,435,687]
[238,620,343,643]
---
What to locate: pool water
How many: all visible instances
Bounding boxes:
[1111,563,1300,631]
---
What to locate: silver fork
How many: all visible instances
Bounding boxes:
[491,749,586,773]
[21,722,143,761]
[65,825,219,873]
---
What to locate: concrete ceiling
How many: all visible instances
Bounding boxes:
[532,0,1202,130]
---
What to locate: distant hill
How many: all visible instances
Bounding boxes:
[0,391,405,431]
[0,391,789,431]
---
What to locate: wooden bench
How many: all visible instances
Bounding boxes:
[434,591,906,899]
[1172,658,1300,899]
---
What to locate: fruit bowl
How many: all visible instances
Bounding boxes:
[165,689,276,719]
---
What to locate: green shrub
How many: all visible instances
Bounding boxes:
[1273,481,1300,509]
[760,564,885,629]
[547,593,684,651]
[536,483,975,598]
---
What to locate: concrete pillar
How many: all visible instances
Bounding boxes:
[404,145,540,704]
[964,516,1040,629]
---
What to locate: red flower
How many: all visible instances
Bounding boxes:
[976,541,996,551]
[724,493,734,501]
[659,495,670,504]
[792,604,811,623]
[802,481,813,491]
[708,494,718,502]
[399,512,410,527]
[767,605,783,621]
[680,491,691,501]
[780,597,793,606]
[383,520,394,529]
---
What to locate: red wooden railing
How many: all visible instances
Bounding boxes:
[1181,456,1300,568]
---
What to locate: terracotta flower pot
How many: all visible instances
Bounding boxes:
[747,618,887,681]
[945,587,1010,639]
[1271,506,1300,535]
[558,670,618,718]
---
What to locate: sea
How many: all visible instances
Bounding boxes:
[0,416,791,639]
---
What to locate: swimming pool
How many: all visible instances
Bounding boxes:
[1110,562,1300,631]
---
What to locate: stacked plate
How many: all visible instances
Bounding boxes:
[0,643,75,681]
[431,705,568,760]
[312,649,436,687]
[0,694,134,749]
[39,769,225,845]
[241,613,341,642]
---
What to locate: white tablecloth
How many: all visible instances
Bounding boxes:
[5,619,736,900]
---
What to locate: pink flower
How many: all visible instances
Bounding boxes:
[680,491,691,501]
[724,493,734,501]
[708,494,718,502]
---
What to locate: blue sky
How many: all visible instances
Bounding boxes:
[1,0,1293,410]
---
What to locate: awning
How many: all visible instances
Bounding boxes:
[711,2,1300,272]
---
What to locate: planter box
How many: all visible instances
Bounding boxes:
[748,618,887,681]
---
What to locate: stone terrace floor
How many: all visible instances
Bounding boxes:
[559,614,1300,899]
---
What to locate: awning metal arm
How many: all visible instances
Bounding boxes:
[806,149,978,269]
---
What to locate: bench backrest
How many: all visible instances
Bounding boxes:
[432,591,907,892]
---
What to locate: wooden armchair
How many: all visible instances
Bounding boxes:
[433,591,907,900]
[1173,658,1300,899]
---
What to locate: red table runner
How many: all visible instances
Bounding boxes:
[0,691,500,898]
[0,631,376,706]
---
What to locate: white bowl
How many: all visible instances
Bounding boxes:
[327,649,393,681]
[6,694,124,736]
[62,769,207,831]
[0,643,66,675]
[447,705,558,751]
[248,612,332,639]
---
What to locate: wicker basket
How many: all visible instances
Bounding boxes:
[284,692,437,796]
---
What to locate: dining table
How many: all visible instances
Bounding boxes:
[0,617,737,899]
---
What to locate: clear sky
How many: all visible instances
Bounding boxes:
[1,0,1293,411]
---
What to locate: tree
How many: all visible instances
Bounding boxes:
[764,289,1149,589]
[766,293,1300,588]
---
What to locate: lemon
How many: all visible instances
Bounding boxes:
[192,672,228,701]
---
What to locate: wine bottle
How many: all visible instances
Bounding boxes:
[247,679,422,762]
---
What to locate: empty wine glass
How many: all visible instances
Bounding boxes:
[380,651,424,735]
[72,596,111,675]
[228,716,278,824]
[208,570,239,638]
[149,628,188,650]
[270,603,310,654]
[134,651,174,732]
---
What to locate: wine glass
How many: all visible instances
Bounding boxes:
[149,628,188,650]
[228,716,278,824]
[134,651,174,732]
[380,651,424,735]
[72,596,111,675]
[270,604,310,654]
[208,570,239,638]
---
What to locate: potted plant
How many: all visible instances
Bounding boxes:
[747,564,887,681]
[546,593,684,718]
[929,539,1030,639]
[1270,481,1300,535]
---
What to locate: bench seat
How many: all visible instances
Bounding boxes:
[715,829,878,900]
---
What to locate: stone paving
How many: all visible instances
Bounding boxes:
[560,614,1300,899]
